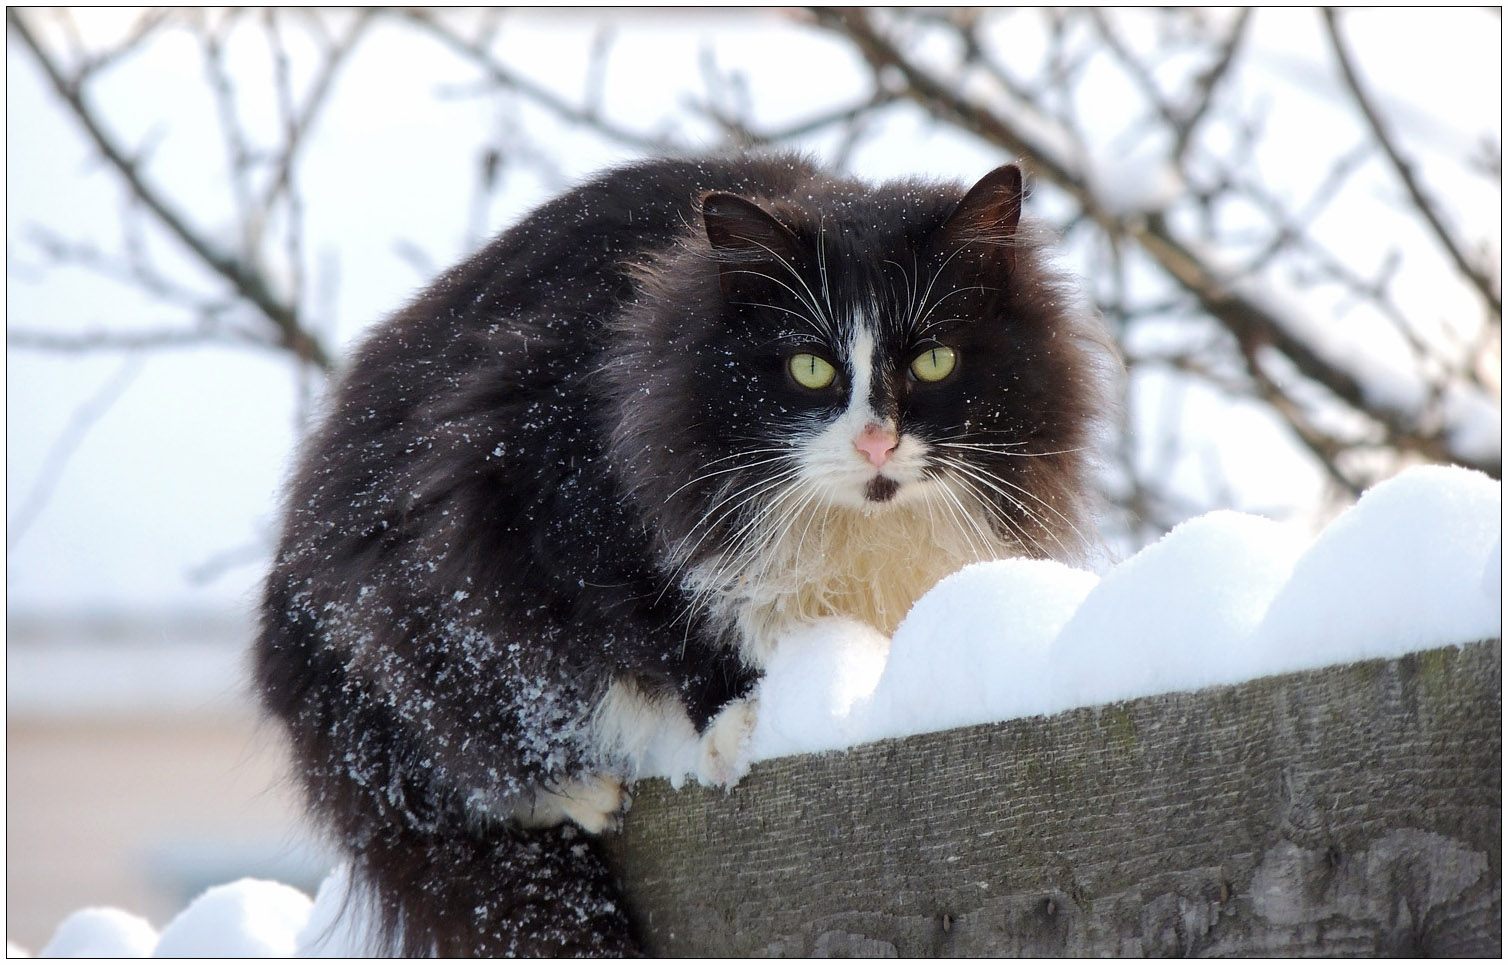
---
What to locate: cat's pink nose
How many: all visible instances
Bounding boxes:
[854,423,899,469]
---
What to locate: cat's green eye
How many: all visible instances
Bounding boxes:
[789,352,837,390]
[910,345,957,383]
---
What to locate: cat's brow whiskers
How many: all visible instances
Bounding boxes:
[882,256,920,332]
[908,240,978,337]
[737,299,830,341]
[724,267,834,338]
[816,220,834,318]
[721,233,839,340]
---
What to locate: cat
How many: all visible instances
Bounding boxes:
[255,154,1109,956]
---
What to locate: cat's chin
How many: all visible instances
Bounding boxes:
[864,476,901,504]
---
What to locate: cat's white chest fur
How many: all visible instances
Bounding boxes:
[710,494,1010,668]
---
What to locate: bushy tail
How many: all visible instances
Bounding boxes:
[257,598,641,956]
[352,816,640,957]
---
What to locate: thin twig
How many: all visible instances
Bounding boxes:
[7,9,334,371]
[7,358,145,552]
[1322,7,1501,317]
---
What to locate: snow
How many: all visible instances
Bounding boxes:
[152,881,312,958]
[736,463,1500,765]
[16,464,1501,957]
[37,908,158,958]
[1253,465,1502,673]
[855,559,1099,743]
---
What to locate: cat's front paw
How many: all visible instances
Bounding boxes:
[696,697,759,789]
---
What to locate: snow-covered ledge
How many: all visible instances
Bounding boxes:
[606,638,1501,957]
[606,466,1502,956]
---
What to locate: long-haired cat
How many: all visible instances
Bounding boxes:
[256,154,1109,956]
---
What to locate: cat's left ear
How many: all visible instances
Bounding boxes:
[937,164,1023,275]
[701,192,802,296]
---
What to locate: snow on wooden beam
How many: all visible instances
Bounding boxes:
[605,639,1501,956]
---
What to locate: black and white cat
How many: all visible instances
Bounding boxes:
[256,155,1109,956]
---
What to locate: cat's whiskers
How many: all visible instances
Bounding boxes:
[931,453,1085,559]
[720,234,841,342]
[665,448,797,504]
[882,256,920,334]
[921,477,1000,564]
[816,219,834,318]
[736,299,831,342]
[936,463,1054,560]
[664,461,812,611]
[933,437,1089,459]
[673,476,820,645]
[908,240,985,338]
[938,455,1088,550]
[666,463,803,577]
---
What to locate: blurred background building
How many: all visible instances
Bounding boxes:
[7,611,327,951]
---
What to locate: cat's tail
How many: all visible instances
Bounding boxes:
[349,814,640,957]
[257,595,641,956]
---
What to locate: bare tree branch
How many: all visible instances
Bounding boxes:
[7,8,334,371]
[397,9,680,154]
[1322,7,1501,318]
[7,358,145,552]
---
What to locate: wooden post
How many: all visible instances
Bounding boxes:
[605,640,1501,956]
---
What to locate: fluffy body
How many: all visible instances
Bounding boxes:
[255,154,1108,956]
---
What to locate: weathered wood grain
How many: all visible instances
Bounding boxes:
[604,640,1501,956]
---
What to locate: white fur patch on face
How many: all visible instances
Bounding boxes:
[795,315,929,510]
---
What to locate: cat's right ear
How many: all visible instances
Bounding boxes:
[701,192,801,296]
[937,164,1024,276]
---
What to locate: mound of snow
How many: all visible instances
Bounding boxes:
[1047,511,1305,715]
[38,907,158,958]
[739,464,1500,764]
[1253,465,1502,673]
[749,617,890,761]
[153,880,312,958]
[295,864,379,957]
[856,558,1099,744]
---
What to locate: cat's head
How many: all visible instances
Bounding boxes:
[607,163,1111,574]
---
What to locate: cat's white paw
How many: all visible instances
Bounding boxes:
[515,773,629,834]
[696,697,759,789]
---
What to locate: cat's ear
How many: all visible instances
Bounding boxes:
[701,192,802,295]
[937,164,1024,275]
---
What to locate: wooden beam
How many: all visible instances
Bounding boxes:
[606,639,1501,956]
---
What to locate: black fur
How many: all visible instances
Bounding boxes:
[255,155,1108,956]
